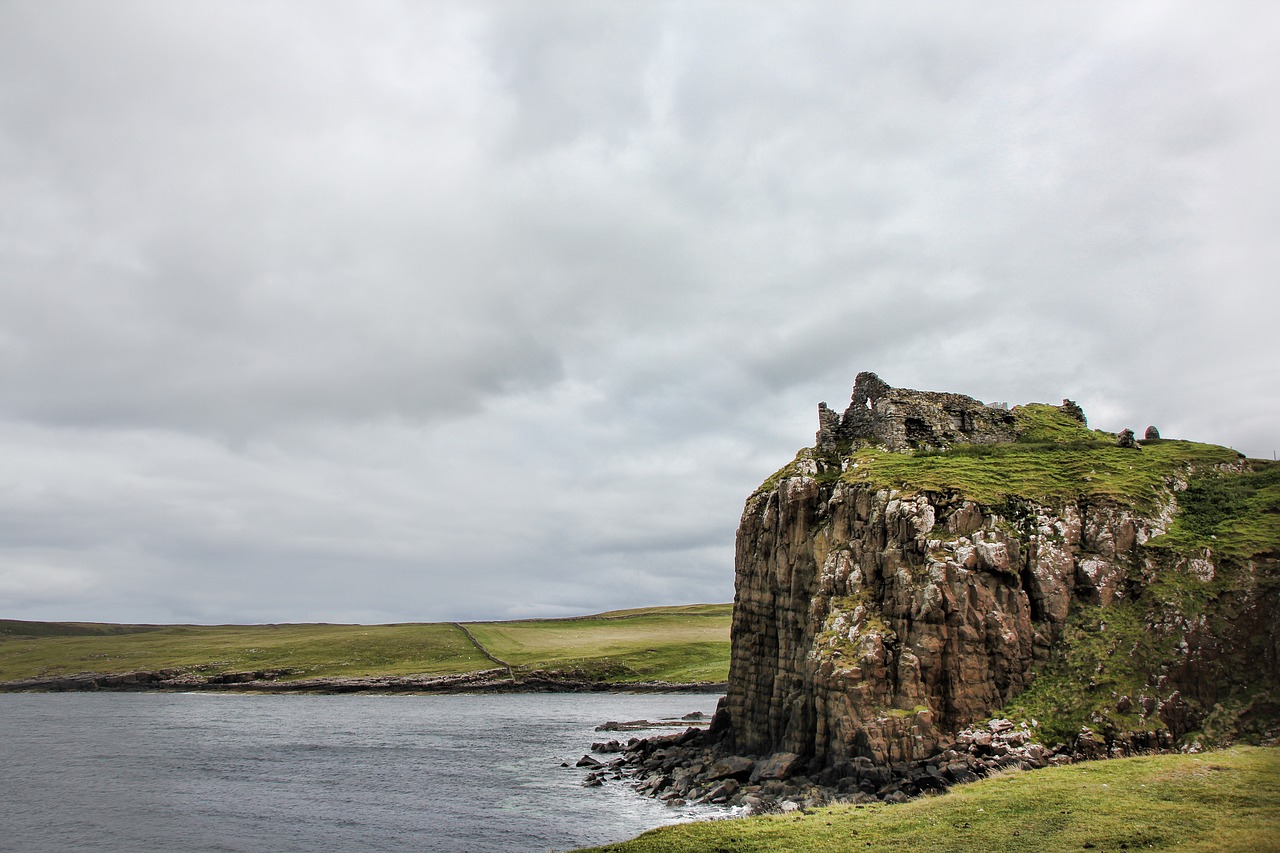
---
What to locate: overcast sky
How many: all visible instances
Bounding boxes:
[1,1,1276,624]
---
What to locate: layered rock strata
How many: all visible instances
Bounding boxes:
[724,481,1164,765]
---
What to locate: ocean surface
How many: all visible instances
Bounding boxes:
[0,691,729,852]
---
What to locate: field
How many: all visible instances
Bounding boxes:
[0,603,732,684]
[581,746,1280,853]
[468,603,732,682]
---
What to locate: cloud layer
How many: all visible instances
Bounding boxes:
[1,1,1276,622]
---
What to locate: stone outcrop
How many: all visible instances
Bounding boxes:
[715,374,1278,772]
[1060,399,1087,425]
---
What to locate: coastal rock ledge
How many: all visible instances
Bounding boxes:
[0,667,727,694]
[598,373,1278,811]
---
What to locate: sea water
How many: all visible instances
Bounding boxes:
[0,692,728,852]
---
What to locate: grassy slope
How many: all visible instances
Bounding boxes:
[0,604,732,684]
[582,746,1280,853]
[467,604,732,683]
[0,622,487,681]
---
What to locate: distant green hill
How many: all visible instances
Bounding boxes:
[0,603,732,686]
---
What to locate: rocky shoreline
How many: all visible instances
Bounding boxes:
[577,713,1182,814]
[0,668,727,695]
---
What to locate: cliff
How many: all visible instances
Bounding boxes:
[719,373,1279,767]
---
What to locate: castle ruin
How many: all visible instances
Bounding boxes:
[816,371,1018,452]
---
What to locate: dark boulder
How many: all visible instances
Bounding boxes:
[706,755,755,781]
[1117,428,1140,448]
[750,752,804,783]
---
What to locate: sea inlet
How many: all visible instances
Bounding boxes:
[0,691,728,852]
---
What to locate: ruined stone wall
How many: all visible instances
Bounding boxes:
[817,371,1016,453]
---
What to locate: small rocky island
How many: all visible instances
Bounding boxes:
[586,373,1279,811]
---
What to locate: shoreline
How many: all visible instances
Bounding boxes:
[0,667,727,695]
[580,716,1188,815]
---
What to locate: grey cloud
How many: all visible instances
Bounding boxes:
[0,1,1275,623]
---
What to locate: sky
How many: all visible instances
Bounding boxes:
[1,1,1276,624]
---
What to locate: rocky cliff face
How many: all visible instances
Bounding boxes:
[719,374,1279,768]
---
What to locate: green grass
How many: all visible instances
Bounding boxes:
[1003,564,1280,748]
[1148,458,1280,561]
[580,746,1280,852]
[0,622,488,681]
[766,404,1266,559]
[466,603,732,683]
[844,435,1241,513]
[0,604,732,684]
[792,404,1241,511]
[998,602,1175,745]
[991,454,1279,745]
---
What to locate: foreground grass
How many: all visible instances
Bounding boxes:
[0,603,732,684]
[581,746,1280,853]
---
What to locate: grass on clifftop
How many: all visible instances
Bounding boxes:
[0,604,732,684]
[762,404,1274,563]
[839,404,1243,512]
[580,746,1280,853]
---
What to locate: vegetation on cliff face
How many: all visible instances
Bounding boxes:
[999,596,1280,748]
[0,604,732,685]
[939,413,1280,748]
[997,602,1180,745]
[997,453,1280,746]
[580,746,1280,853]
[1147,457,1280,561]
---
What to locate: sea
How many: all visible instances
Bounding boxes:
[0,691,730,852]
